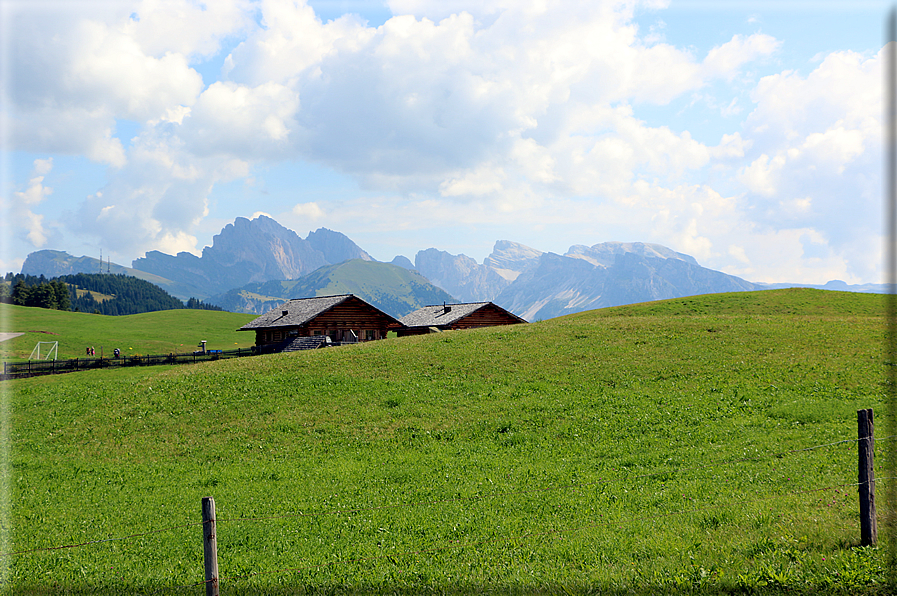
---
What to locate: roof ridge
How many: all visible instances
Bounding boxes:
[422,301,488,307]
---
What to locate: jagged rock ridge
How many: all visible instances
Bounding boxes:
[20,216,791,319]
[131,216,369,298]
[414,240,760,321]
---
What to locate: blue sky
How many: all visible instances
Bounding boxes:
[1,0,891,284]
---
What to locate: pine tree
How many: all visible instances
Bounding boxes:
[12,280,30,306]
[52,280,71,311]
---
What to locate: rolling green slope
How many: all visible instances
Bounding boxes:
[0,303,256,360]
[211,259,457,316]
[5,289,889,594]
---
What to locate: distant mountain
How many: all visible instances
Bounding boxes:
[414,245,516,303]
[390,255,415,270]
[307,228,374,265]
[414,240,759,321]
[21,249,186,297]
[21,215,883,321]
[756,280,890,293]
[209,259,457,317]
[498,251,758,321]
[131,216,370,299]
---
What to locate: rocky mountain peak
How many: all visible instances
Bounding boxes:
[565,241,698,268]
[484,240,543,282]
[306,228,373,265]
[132,215,330,297]
[200,214,326,280]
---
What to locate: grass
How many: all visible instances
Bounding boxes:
[1,289,892,594]
[0,304,257,361]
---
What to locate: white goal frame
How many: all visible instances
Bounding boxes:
[29,341,58,361]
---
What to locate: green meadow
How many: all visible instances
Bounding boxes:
[0,304,256,361]
[1,289,892,594]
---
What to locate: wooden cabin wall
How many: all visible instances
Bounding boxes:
[254,298,401,346]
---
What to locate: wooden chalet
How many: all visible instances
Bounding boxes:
[397,302,526,337]
[239,294,403,350]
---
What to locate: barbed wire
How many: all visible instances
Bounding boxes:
[4,433,885,560]
[216,481,863,588]
[0,520,207,558]
[219,434,880,525]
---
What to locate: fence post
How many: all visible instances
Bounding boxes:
[202,496,219,596]
[858,408,877,546]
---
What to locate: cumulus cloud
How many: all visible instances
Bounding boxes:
[200,0,778,193]
[292,202,325,220]
[125,0,255,59]
[8,159,56,249]
[702,33,781,81]
[731,47,882,280]
[70,126,240,259]
[179,81,300,159]
[4,2,209,167]
[3,0,882,284]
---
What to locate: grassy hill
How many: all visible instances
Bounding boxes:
[0,304,256,361]
[3,289,889,594]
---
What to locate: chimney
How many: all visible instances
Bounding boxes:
[443,302,451,314]
[282,310,289,317]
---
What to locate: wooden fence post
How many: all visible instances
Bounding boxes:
[858,408,877,546]
[202,496,219,596]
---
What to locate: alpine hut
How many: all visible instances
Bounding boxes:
[239,294,403,351]
[397,302,526,337]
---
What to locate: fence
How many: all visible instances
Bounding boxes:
[1,345,281,380]
[2,410,889,594]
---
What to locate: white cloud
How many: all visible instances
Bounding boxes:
[733,46,881,274]
[439,165,506,197]
[182,81,300,157]
[702,33,781,81]
[223,0,373,85]
[745,49,880,147]
[3,0,883,284]
[712,132,751,159]
[738,153,784,196]
[14,175,52,207]
[800,126,866,173]
[4,2,206,166]
[125,0,254,60]
[70,130,239,260]
[292,202,325,220]
[155,230,201,256]
[8,159,56,249]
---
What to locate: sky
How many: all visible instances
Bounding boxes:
[0,0,891,285]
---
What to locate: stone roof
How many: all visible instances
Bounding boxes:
[239,295,354,330]
[399,302,495,328]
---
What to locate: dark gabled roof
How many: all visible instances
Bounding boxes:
[399,302,526,328]
[238,294,355,330]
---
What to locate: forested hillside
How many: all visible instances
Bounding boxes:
[1,273,222,315]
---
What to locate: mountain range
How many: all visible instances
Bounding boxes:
[406,240,758,320]
[19,215,887,320]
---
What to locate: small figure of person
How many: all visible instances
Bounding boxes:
[113,348,120,358]
[86,347,91,357]
[90,347,95,356]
